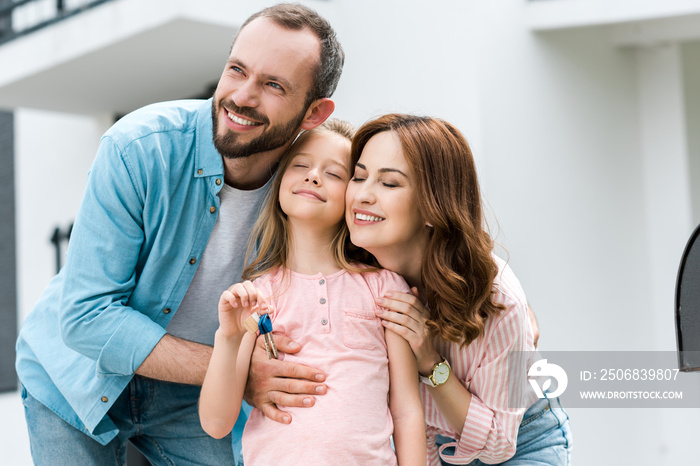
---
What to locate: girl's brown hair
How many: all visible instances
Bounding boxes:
[350,114,504,345]
[243,118,366,281]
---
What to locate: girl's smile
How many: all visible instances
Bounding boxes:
[279,131,351,229]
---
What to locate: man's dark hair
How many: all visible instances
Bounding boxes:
[236,3,344,104]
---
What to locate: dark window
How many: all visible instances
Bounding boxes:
[0,110,16,393]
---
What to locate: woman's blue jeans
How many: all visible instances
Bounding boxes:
[436,397,572,465]
[22,375,244,466]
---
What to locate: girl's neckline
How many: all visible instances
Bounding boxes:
[288,268,347,280]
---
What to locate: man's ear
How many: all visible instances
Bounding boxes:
[300,98,335,130]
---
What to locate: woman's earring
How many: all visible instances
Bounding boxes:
[425,222,433,228]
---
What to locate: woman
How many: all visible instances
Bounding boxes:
[345,114,572,465]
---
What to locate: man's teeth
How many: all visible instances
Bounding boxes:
[356,213,384,222]
[227,112,257,126]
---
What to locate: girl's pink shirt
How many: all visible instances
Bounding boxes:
[242,267,411,465]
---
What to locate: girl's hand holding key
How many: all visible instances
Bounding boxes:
[218,280,271,338]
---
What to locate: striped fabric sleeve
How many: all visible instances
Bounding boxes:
[437,266,532,464]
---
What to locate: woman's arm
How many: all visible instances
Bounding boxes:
[527,303,540,348]
[378,290,531,463]
[386,328,427,465]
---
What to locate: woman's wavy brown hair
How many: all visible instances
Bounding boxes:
[350,114,504,346]
[243,119,370,282]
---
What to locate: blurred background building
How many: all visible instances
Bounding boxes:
[2,0,700,464]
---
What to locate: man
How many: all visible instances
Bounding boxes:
[16,4,341,464]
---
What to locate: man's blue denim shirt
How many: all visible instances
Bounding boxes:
[16,99,247,445]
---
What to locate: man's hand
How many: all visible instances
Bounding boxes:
[244,333,327,424]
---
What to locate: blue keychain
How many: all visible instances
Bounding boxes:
[258,313,278,359]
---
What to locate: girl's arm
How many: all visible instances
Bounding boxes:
[376,288,471,434]
[376,289,474,434]
[199,281,267,439]
[386,328,427,466]
[199,330,256,438]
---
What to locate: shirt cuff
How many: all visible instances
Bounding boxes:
[455,394,492,457]
[95,311,166,377]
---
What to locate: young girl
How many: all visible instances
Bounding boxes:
[199,119,426,465]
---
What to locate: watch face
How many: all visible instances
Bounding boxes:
[434,362,450,384]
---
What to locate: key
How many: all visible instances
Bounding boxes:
[241,311,278,359]
[258,313,278,359]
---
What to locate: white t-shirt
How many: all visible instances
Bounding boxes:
[166,180,271,345]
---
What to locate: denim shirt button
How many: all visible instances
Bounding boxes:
[189,257,196,264]
[163,308,171,314]
[100,396,108,403]
[216,179,222,185]
[209,206,216,214]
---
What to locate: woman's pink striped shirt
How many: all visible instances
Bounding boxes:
[424,256,538,465]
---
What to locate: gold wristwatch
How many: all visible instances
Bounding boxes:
[420,358,451,387]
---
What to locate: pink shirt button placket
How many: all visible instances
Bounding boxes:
[318,277,330,332]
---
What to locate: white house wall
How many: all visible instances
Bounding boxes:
[2,108,111,465]
[14,108,112,323]
[528,0,700,31]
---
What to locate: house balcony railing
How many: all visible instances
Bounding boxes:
[0,0,115,46]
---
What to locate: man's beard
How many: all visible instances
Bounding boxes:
[212,99,307,160]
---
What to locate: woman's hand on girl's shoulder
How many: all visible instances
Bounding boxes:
[374,287,440,374]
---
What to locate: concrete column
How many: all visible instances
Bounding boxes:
[636,43,693,351]
[636,43,700,464]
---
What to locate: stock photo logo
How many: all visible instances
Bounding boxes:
[528,359,568,399]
